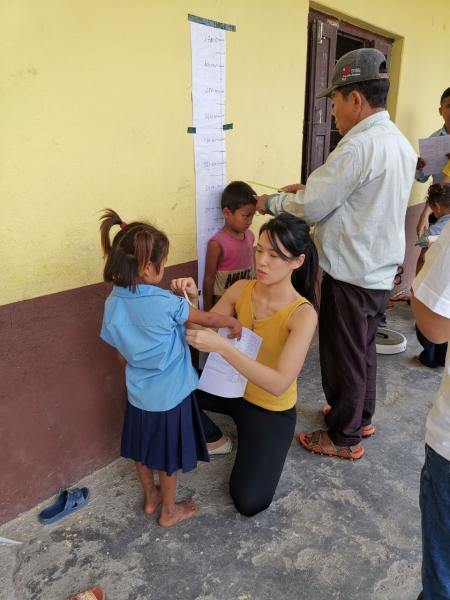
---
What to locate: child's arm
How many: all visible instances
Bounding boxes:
[203,240,222,311]
[416,247,427,274]
[116,352,126,370]
[416,205,433,239]
[187,306,242,340]
[170,277,242,338]
[249,230,256,272]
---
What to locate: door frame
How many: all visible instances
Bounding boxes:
[301,10,393,181]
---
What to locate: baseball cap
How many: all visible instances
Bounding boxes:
[317,48,389,99]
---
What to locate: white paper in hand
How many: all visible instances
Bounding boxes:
[419,136,450,176]
[198,327,262,398]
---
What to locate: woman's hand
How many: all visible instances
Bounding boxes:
[186,328,229,353]
[171,277,198,299]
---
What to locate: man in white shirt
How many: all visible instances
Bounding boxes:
[412,221,450,600]
[256,48,417,459]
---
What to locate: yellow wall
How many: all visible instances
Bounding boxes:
[1,0,449,305]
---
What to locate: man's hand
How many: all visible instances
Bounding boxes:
[280,183,305,193]
[417,157,426,171]
[255,194,269,214]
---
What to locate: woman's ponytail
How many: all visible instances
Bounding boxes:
[291,240,319,309]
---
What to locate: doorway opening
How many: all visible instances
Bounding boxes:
[301,10,393,181]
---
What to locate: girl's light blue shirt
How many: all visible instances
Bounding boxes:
[100,284,198,412]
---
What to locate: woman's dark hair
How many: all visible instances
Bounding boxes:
[339,78,390,108]
[426,183,450,209]
[99,208,169,290]
[221,181,256,211]
[259,213,319,309]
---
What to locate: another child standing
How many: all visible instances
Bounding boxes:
[99,209,242,527]
[203,181,256,311]
[415,87,450,238]
[415,183,450,368]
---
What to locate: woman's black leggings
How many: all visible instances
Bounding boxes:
[196,389,296,517]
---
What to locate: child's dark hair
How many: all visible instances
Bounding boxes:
[99,208,169,290]
[221,181,256,211]
[440,87,450,104]
[259,213,319,309]
[427,183,450,209]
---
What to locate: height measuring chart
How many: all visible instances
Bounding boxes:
[189,14,235,306]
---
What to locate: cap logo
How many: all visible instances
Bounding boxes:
[341,65,361,81]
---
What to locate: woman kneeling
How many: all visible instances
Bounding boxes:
[173,214,318,516]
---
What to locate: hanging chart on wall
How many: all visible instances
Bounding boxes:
[188,14,235,307]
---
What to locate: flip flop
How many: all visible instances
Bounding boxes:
[361,424,376,438]
[322,406,375,438]
[298,429,365,460]
[39,488,89,525]
[70,586,105,600]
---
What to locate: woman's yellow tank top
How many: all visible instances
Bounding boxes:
[235,280,310,411]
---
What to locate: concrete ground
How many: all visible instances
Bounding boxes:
[0,303,442,600]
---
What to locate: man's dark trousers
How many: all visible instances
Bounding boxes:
[319,273,389,446]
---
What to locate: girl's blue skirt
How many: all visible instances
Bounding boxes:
[121,392,209,476]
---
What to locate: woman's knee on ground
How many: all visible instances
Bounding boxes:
[230,485,273,517]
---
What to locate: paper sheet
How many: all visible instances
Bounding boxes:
[190,21,228,306]
[418,136,450,176]
[198,327,262,397]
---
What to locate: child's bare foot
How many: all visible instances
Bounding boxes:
[158,500,197,528]
[143,488,162,515]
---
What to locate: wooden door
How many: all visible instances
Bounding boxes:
[302,10,393,181]
[302,16,337,182]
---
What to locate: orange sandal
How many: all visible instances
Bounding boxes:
[361,424,376,438]
[322,406,376,438]
[299,429,365,461]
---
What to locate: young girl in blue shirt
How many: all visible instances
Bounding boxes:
[99,209,241,527]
